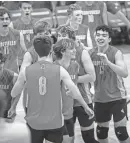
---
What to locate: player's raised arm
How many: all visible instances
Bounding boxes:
[11,67,26,98]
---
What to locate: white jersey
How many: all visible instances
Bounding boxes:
[0,122,31,143]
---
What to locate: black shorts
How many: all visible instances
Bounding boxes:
[94,99,127,123]
[73,104,94,127]
[63,117,74,137]
[27,124,63,143]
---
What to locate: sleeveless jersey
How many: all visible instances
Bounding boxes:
[13,18,37,49]
[27,46,38,64]
[13,18,37,64]
[74,45,92,106]
[0,28,20,73]
[65,23,90,47]
[90,46,127,103]
[55,60,79,120]
[75,24,90,47]
[25,60,63,130]
[0,69,14,112]
[78,2,104,47]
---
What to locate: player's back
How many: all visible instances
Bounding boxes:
[25,60,64,130]
[0,122,31,143]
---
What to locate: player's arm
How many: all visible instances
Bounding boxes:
[8,73,21,118]
[102,2,108,25]
[87,28,93,48]
[115,10,130,29]
[106,1,130,29]
[77,50,96,84]
[10,73,21,109]
[108,50,128,78]
[20,51,32,72]
[20,32,27,52]
[11,54,29,98]
[60,66,93,117]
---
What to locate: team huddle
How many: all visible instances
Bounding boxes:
[0,1,130,143]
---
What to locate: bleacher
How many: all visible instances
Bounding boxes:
[1,1,130,45]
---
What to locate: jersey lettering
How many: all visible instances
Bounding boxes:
[39,76,46,95]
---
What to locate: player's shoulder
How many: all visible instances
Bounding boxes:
[12,18,21,24]
[9,27,20,36]
[31,18,39,25]
[3,68,14,77]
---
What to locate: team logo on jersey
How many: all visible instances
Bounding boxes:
[76,35,86,40]
[82,10,100,23]
[0,41,16,55]
[93,60,107,74]
[0,84,9,89]
[82,10,100,15]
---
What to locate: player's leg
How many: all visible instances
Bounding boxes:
[63,118,74,143]
[45,126,64,143]
[27,123,44,143]
[62,122,70,143]
[74,105,98,143]
[113,99,130,143]
[94,102,112,143]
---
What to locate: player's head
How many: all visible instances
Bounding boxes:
[67,4,83,25]
[94,25,112,47]
[53,38,76,60]
[33,20,51,36]
[0,7,11,28]
[0,53,6,70]
[19,1,33,17]
[56,25,76,41]
[33,35,53,58]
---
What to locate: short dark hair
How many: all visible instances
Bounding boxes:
[53,38,75,59]
[33,35,52,57]
[33,20,51,35]
[95,25,113,38]
[67,4,81,16]
[0,7,11,19]
[56,25,76,41]
[19,1,33,8]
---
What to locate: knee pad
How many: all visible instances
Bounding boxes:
[96,125,109,139]
[81,129,99,143]
[115,126,129,141]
